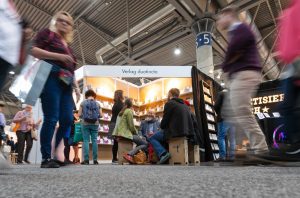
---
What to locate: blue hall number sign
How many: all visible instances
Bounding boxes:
[196,33,212,48]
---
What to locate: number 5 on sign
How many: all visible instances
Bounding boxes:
[196,33,212,48]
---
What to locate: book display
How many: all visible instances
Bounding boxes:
[75,66,195,160]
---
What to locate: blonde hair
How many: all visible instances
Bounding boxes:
[49,11,74,43]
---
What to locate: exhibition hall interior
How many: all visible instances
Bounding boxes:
[0,0,299,197]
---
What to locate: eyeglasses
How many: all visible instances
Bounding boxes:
[56,18,73,27]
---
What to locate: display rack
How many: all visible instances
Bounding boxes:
[200,80,219,160]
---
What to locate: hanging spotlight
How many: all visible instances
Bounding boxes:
[221,81,225,86]
[174,47,181,55]
[9,71,15,75]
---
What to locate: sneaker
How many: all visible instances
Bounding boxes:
[0,152,11,169]
[41,159,60,168]
[17,161,24,165]
[24,160,31,164]
[112,159,118,165]
[158,152,171,164]
[81,160,89,165]
[213,158,226,163]
[123,154,134,164]
[64,160,73,165]
[93,160,99,165]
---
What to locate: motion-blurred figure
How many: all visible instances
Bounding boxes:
[277,0,300,158]
[217,6,268,156]
[0,0,22,90]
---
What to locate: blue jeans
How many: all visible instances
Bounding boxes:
[148,131,167,158]
[40,73,74,160]
[217,121,236,159]
[82,124,98,161]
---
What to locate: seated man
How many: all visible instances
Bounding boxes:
[139,109,160,141]
[149,88,195,164]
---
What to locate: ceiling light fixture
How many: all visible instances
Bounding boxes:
[221,82,225,86]
[174,47,181,55]
[9,71,15,75]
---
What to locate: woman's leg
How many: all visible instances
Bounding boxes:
[16,131,26,163]
[127,135,148,156]
[40,75,61,161]
[24,132,33,162]
[55,86,74,150]
[112,138,118,161]
[63,137,70,161]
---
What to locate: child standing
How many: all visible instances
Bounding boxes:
[79,90,102,165]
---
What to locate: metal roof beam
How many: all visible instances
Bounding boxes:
[181,0,203,18]
[116,29,191,65]
[227,0,268,12]
[266,0,277,28]
[167,0,193,25]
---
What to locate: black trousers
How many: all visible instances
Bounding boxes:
[16,131,33,162]
[0,57,12,91]
[112,138,118,161]
[64,137,70,161]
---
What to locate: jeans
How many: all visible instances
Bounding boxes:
[217,121,236,159]
[16,131,33,162]
[82,124,98,161]
[128,135,148,156]
[40,73,74,160]
[0,57,12,91]
[148,131,167,158]
[280,77,300,144]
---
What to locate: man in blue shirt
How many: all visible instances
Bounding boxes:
[139,109,160,140]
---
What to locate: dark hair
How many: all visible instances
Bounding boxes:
[85,89,96,99]
[0,104,4,107]
[20,19,30,29]
[119,98,133,116]
[73,110,79,114]
[114,90,124,103]
[219,6,239,18]
[169,88,180,98]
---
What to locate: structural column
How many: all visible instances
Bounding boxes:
[192,16,215,79]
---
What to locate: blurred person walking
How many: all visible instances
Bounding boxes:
[216,6,268,156]
[276,0,300,159]
[108,90,124,164]
[13,105,40,164]
[31,11,80,168]
[0,0,22,90]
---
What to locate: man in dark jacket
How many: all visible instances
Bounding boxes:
[149,88,195,164]
[217,6,268,155]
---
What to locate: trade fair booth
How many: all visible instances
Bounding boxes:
[75,65,221,162]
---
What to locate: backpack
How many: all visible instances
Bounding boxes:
[133,150,147,165]
[82,99,100,123]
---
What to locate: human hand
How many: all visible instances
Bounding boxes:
[57,54,76,64]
